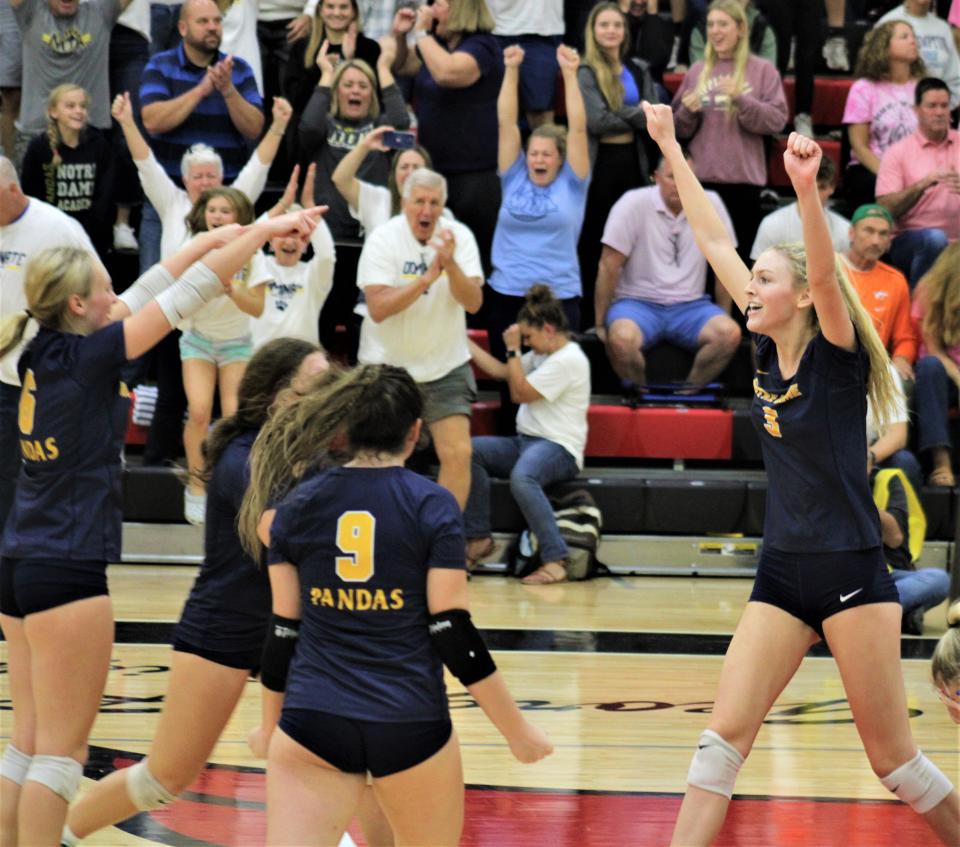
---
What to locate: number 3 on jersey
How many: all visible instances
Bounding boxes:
[336,511,376,582]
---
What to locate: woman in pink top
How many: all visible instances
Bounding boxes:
[911,242,960,487]
[842,20,926,215]
[672,0,787,262]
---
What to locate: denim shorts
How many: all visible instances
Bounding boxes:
[179,330,253,366]
[607,295,726,351]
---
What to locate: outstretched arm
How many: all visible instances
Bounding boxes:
[497,45,524,174]
[641,102,750,313]
[784,133,854,352]
[331,126,391,211]
[557,45,589,180]
[111,92,150,161]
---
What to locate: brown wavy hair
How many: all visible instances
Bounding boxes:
[916,242,960,351]
[854,20,926,81]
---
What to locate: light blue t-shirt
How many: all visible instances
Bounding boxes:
[489,153,589,300]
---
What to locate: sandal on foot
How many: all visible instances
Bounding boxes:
[521,561,568,585]
[928,467,956,487]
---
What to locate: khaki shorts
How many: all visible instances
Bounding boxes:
[420,362,477,423]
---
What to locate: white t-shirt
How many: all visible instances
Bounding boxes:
[487,0,563,36]
[750,202,850,260]
[186,251,272,339]
[356,214,482,382]
[136,150,269,261]
[251,218,335,348]
[221,0,263,94]
[866,363,909,445]
[516,341,591,468]
[117,0,150,42]
[0,199,96,386]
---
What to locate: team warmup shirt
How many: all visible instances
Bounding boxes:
[750,332,881,553]
[268,466,465,722]
[175,430,271,656]
[2,322,129,561]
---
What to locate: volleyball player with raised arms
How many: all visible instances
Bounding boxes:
[239,364,553,846]
[639,101,959,846]
[0,207,324,846]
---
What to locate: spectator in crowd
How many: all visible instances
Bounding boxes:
[672,0,788,262]
[11,0,133,168]
[487,0,564,128]
[578,2,657,329]
[20,85,116,257]
[876,77,958,287]
[0,0,20,161]
[464,285,591,585]
[150,0,189,55]
[180,186,274,523]
[0,155,96,532]
[356,167,484,509]
[912,241,960,487]
[331,123,437,364]
[873,469,950,634]
[842,19,925,215]
[111,91,287,465]
[689,0,776,67]
[877,0,960,107]
[252,162,336,349]
[300,43,408,349]
[841,203,917,383]
[217,0,264,94]
[596,150,742,391]
[619,0,677,85]
[489,44,588,361]
[357,0,399,39]
[867,361,923,493]
[139,0,264,270]
[751,156,850,260]
[289,0,382,119]
[392,0,504,274]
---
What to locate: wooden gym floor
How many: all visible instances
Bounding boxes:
[1,565,957,846]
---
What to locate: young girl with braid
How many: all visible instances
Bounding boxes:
[640,100,959,846]
[239,364,553,846]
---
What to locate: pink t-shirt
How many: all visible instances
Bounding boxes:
[911,293,960,367]
[876,129,960,240]
[842,78,918,164]
[602,185,736,305]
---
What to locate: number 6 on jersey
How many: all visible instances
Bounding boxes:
[335,511,376,582]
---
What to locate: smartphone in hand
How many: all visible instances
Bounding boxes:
[382,130,416,150]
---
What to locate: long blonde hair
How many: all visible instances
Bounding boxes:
[445,0,495,36]
[238,364,423,557]
[932,627,960,690]
[583,2,629,111]
[916,242,960,351]
[303,0,363,69]
[769,243,899,430]
[695,0,751,115]
[0,247,95,360]
[46,83,88,171]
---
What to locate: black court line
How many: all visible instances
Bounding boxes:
[109,622,940,660]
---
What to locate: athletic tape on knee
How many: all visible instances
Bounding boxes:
[880,751,954,814]
[24,754,82,802]
[427,608,497,686]
[687,730,745,800]
[0,744,32,785]
[126,761,178,811]
[117,265,175,315]
[154,261,226,327]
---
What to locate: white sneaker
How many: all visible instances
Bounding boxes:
[822,36,849,72]
[793,112,813,138]
[184,489,206,526]
[113,222,139,253]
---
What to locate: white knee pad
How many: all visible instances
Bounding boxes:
[0,744,32,785]
[880,751,954,814]
[687,729,745,800]
[24,755,83,802]
[125,761,178,811]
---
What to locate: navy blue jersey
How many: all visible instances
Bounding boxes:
[751,331,881,552]
[2,323,129,561]
[268,466,465,722]
[175,430,271,654]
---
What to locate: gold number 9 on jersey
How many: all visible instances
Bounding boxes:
[18,370,37,435]
[335,511,376,582]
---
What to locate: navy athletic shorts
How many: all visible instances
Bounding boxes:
[0,556,108,618]
[279,708,453,777]
[749,546,899,637]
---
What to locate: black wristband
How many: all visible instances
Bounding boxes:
[506,349,520,359]
[259,614,301,692]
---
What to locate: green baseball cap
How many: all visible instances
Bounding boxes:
[851,203,894,226]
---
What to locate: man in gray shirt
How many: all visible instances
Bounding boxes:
[11,0,132,165]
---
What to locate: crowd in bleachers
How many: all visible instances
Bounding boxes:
[1,0,959,577]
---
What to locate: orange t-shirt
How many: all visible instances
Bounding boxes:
[846,260,917,363]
